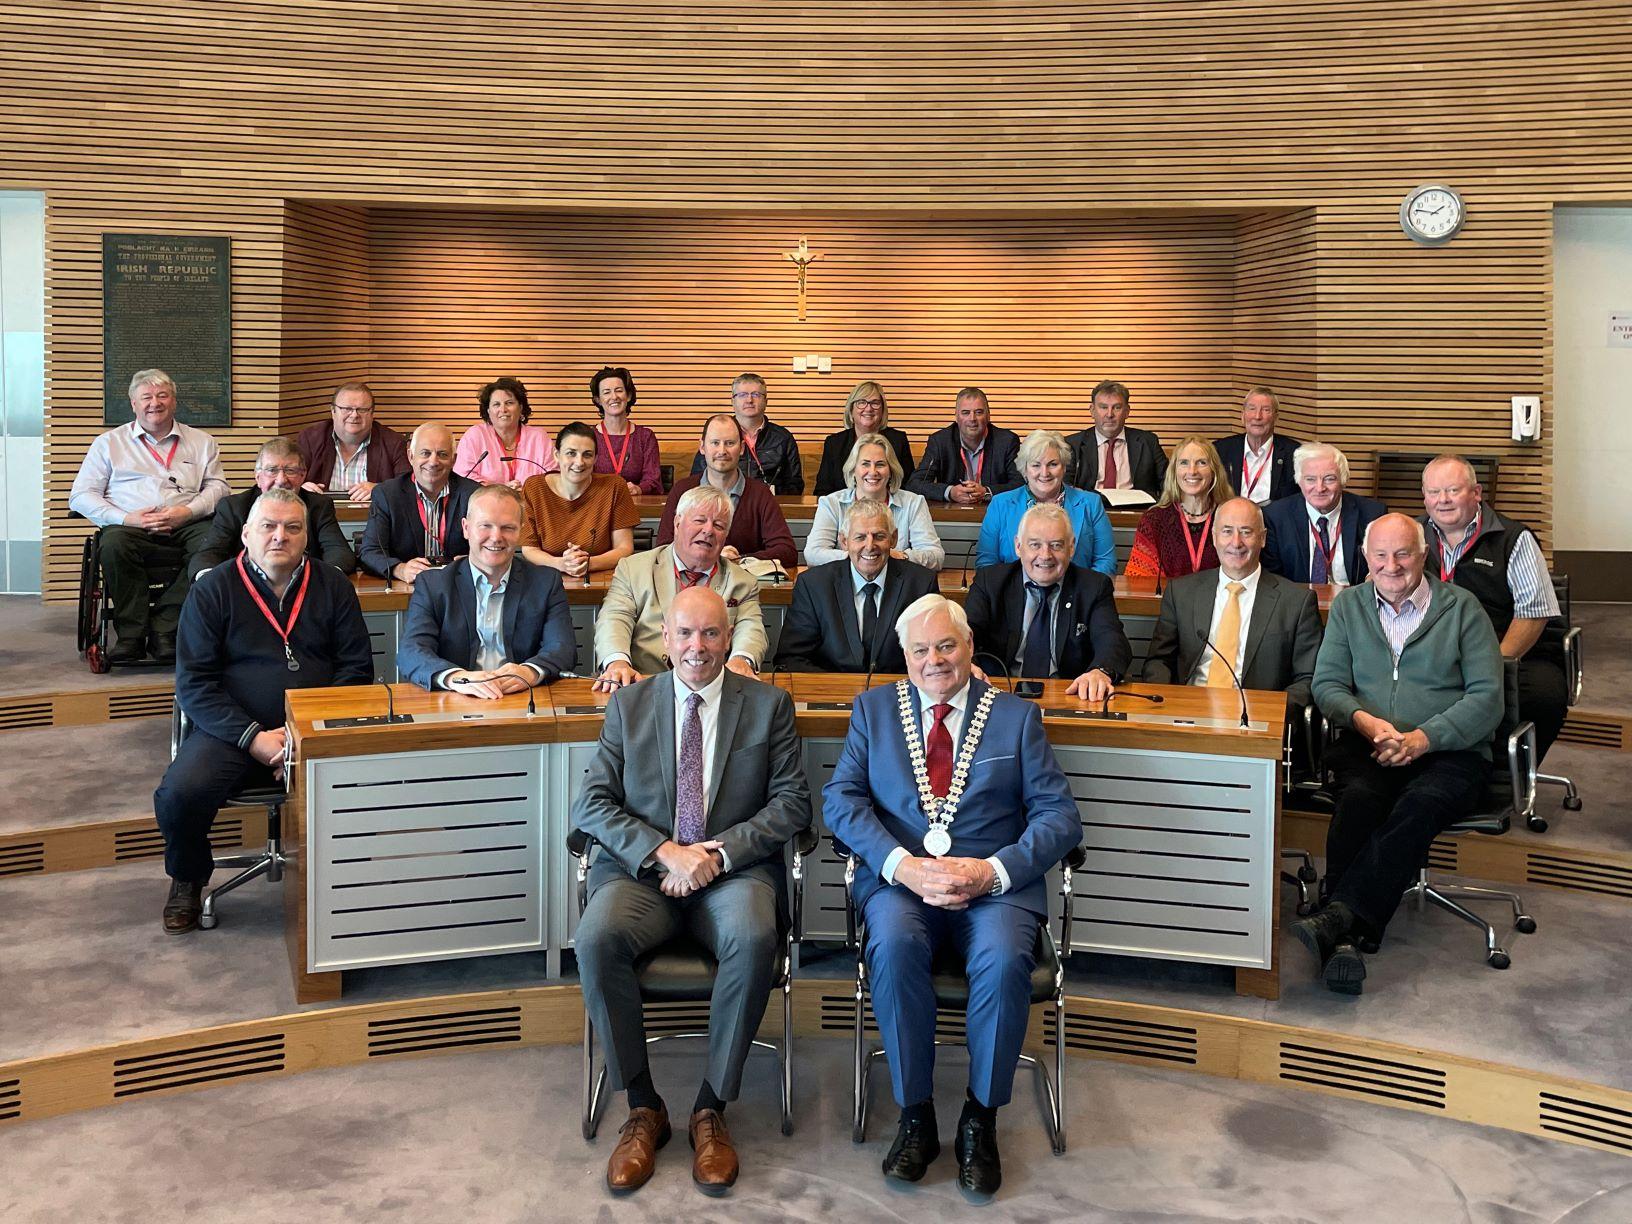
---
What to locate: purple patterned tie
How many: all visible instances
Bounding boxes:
[676,691,705,845]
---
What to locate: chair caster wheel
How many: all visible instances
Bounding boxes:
[1527,815,1549,833]
[1487,951,1511,970]
[1295,901,1315,917]
[1563,797,1582,812]
[851,1124,865,1145]
[781,1117,794,1137]
[86,644,110,674]
[1515,916,1537,935]
[198,912,218,930]
[1297,865,1318,883]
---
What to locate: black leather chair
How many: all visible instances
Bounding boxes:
[74,515,184,673]
[169,702,289,928]
[570,825,819,1140]
[1280,702,1328,916]
[1530,573,1583,828]
[829,834,1085,1156]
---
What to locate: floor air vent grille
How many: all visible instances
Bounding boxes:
[1048,1009,1199,1065]
[0,1078,19,1121]
[0,701,52,731]
[1278,1041,1446,1109]
[1426,839,1458,872]
[108,692,175,720]
[113,1034,286,1097]
[0,841,46,877]
[1526,852,1632,901]
[367,1005,522,1057]
[1539,1091,1632,1152]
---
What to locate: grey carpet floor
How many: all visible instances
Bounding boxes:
[0,594,174,696]
[3,1042,1630,1223]
[1577,603,1631,714]
[4,856,1630,1098]
[0,719,171,834]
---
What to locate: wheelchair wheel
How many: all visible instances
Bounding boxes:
[76,533,101,655]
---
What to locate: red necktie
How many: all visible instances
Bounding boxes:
[1102,438,1119,490]
[927,703,954,797]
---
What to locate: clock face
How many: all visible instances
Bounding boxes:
[1403,186,1463,243]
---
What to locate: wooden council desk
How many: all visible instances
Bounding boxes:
[282,676,1286,1005]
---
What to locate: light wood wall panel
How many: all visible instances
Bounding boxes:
[280,202,371,436]
[11,0,1628,596]
[1233,210,1318,444]
[362,209,1239,461]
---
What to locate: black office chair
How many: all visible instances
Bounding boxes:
[659,464,676,493]
[570,825,819,1140]
[630,524,655,553]
[169,702,289,929]
[830,834,1085,1156]
[1529,573,1583,829]
[1280,702,1328,916]
[74,515,184,673]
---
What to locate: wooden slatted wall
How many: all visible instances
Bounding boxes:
[363,209,1239,462]
[11,0,1630,598]
[281,202,371,436]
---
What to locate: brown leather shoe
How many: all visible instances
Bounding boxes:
[163,879,203,935]
[689,1108,739,1194]
[606,1105,670,1193]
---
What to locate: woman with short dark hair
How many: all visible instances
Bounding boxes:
[454,376,559,487]
[588,366,663,495]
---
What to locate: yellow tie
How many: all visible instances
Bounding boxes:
[1208,581,1245,688]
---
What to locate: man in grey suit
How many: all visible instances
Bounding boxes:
[572,586,812,1196]
[1142,497,1323,712]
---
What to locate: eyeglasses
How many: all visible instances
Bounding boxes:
[732,391,766,402]
[852,398,884,410]
[334,407,373,417]
[258,466,307,478]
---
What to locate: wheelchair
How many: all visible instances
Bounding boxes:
[74,521,184,673]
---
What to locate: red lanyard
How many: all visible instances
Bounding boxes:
[1241,446,1271,496]
[599,424,633,477]
[741,425,764,477]
[1440,512,1482,582]
[416,489,449,554]
[1182,512,1213,574]
[140,435,179,469]
[1310,515,1339,580]
[236,555,311,671]
[962,445,984,485]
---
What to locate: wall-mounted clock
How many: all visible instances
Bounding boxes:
[1400,184,1465,246]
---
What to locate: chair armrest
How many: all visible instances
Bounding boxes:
[1063,846,1086,871]
[1564,627,1583,706]
[1058,848,1080,955]
[567,829,597,919]
[794,826,819,856]
[1507,720,1538,823]
[170,700,185,762]
[566,828,593,857]
[1303,703,1329,782]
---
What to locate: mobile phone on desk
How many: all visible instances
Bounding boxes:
[1014,680,1045,699]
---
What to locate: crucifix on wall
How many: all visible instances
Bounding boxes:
[784,236,822,321]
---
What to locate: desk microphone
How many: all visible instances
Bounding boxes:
[1100,689,1164,715]
[459,449,489,478]
[378,679,411,724]
[526,676,538,718]
[507,455,552,474]
[972,650,1014,694]
[1201,635,1252,729]
[958,538,979,591]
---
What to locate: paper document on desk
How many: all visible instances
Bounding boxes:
[1098,488,1155,508]
[739,557,790,582]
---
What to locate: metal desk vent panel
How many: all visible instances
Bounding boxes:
[1045,1009,1199,1066]
[1055,746,1275,968]
[1539,1091,1632,1153]
[362,611,400,684]
[310,748,545,972]
[112,1034,286,1098]
[0,840,45,877]
[800,740,851,945]
[366,1005,523,1058]
[1277,1041,1447,1110]
[0,1078,19,1121]
[1526,852,1632,901]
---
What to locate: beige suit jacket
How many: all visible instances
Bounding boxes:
[593,545,769,674]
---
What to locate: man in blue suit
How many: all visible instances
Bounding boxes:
[1262,442,1387,586]
[823,593,1082,1196]
[397,484,576,695]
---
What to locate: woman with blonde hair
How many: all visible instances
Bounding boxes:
[805,433,943,568]
[812,381,916,495]
[1124,435,1235,578]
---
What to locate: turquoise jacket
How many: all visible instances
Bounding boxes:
[974,485,1115,574]
[1313,574,1504,759]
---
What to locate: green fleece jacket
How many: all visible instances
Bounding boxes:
[1312,574,1503,759]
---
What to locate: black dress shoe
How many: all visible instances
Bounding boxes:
[882,1112,940,1182]
[150,632,177,664]
[107,635,145,664]
[1290,901,1356,972]
[163,879,203,935]
[954,1110,1001,1196]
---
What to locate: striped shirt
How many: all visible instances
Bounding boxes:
[1376,578,1432,663]
[332,436,371,490]
[1431,509,1559,619]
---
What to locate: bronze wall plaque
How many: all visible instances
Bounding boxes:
[102,234,231,426]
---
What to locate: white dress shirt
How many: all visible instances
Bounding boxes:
[1191,565,1262,685]
[1304,499,1349,586]
[1240,437,1275,504]
[69,419,230,527]
[674,666,729,868]
[851,563,887,628]
[880,681,1010,894]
